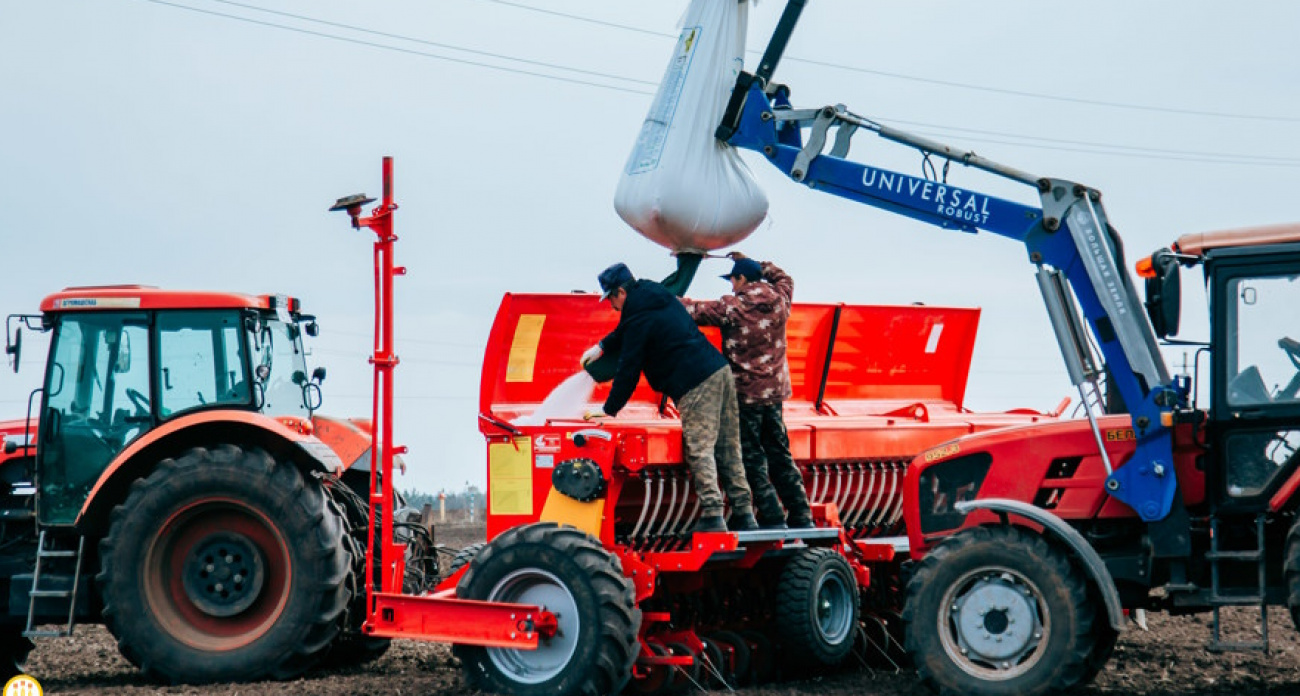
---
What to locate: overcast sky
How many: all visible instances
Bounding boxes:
[3,0,1298,493]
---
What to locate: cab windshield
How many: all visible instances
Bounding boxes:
[248,315,312,418]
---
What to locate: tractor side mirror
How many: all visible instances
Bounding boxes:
[305,321,319,337]
[312,366,327,383]
[1143,249,1181,339]
[303,383,323,412]
[5,328,20,374]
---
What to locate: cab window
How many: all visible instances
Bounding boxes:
[157,312,249,418]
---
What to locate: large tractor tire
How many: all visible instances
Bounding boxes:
[323,495,390,668]
[1284,516,1300,633]
[97,445,350,683]
[0,627,33,681]
[903,525,1103,696]
[445,542,485,580]
[454,523,640,696]
[774,547,860,667]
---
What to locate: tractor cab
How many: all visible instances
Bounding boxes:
[1141,223,1300,509]
[6,286,324,525]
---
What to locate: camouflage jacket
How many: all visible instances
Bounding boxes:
[683,262,793,405]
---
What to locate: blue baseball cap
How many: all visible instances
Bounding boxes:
[598,262,635,300]
[721,257,762,282]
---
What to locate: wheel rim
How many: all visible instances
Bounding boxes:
[485,568,580,684]
[144,497,291,651]
[938,566,1048,681]
[815,569,854,646]
[181,531,266,617]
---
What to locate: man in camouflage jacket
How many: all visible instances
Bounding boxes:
[683,253,814,529]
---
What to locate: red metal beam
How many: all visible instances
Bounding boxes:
[365,593,552,648]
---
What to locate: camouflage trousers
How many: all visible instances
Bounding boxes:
[676,366,754,518]
[739,402,813,525]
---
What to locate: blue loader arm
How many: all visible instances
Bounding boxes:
[717,71,1180,522]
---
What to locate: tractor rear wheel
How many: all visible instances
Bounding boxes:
[324,494,391,667]
[0,627,33,681]
[454,523,639,696]
[98,445,350,683]
[903,525,1100,696]
[774,547,860,667]
[1284,516,1300,633]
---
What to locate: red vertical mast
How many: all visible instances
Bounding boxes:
[331,156,407,601]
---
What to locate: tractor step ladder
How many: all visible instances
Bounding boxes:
[1206,514,1268,653]
[23,530,85,639]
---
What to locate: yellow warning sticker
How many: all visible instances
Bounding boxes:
[506,314,546,383]
[489,437,533,515]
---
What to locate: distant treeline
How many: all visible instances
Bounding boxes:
[401,485,485,516]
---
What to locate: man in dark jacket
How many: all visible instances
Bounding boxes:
[684,253,814,529]
[582,262,757,533]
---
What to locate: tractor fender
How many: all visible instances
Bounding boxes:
[75,410,344,531]
[955,498,1125,632]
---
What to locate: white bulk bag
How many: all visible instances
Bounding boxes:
[615,0,768,253]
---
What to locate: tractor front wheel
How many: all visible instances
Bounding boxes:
[454,523,639,696]
[903,525,1102,696]
[98,445,350,683]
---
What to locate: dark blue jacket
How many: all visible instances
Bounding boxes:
[600,279,727,416]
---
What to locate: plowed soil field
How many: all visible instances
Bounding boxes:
[26,525,1300,695]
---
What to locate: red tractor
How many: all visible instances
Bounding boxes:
[0,159,538,684]
[0,286,397,681]
[901,224,1300,695]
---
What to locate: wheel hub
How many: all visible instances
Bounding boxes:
[815,572,854,645]
[181,532,265,617]
[950,573,1041,665]
[486,569,581,685]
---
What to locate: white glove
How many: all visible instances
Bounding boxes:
[580,343,604,367]
[583,408,609,421]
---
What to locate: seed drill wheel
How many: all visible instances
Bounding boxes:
[0,627,33,681]
[627,643,673,695]
[705,630,751,686]
[445,542,485,580]
[665,642,702,691]
[697,636,728,688]
[97,445,350,683]
[774,547,860,667]
[903,525,1103,696]
[738,630,775,683]
[454,523,640,696]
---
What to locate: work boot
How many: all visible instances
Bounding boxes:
[757,515,788,530]
[787,512,816,529]
[690,515,727,534]
[787,500,815,528]
[729,511,760,532]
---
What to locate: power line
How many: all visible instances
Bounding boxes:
[881,116,1300,165]
[136,0,655,97]
[207,0,657,87]
[473,0,1300,124]
[136,0,1299,167]
[903,128,1300,169]
[310,346,478,367]
[324,327,482,349]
